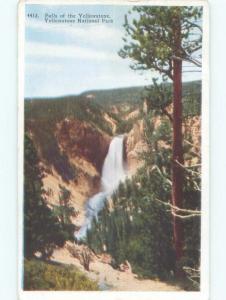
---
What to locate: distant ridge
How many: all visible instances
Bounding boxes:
[25,80,201,105]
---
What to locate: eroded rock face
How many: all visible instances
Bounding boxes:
[35,118,112,226]
[125,120,146,176]
[56,119,111,173]
[183,116,201,166]
[125,115,201,176]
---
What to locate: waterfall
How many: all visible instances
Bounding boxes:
[75,135,126,240]
[101,135,126,194]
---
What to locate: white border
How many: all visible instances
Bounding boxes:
[18,1,25,298]
[18,1,209,300]
[19,0,208,6]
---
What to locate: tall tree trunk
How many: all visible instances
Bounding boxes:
[172,10,184,266]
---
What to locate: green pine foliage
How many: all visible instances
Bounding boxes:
[24,259,99,291]
[86,114,175,280]
[119,6,202,79]
[182,81,201,117]
[24,133,75,259]
[52,185,78,241]
[115,117,138,134]
[86,110,201,286]
[87,173,175,280]
[181,152,201,275]
[143,79,201,119]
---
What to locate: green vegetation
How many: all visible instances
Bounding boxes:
[24,78,201,289]
[23,3,203,292]
[115,117,136,134]
[81,81,201,116]
[25,89,138,185]
[25,81,201,182]
[81,86,144,107]
[24,259,99,291]
[52,185,79,239]
[143,80,201,120]
[119,5,202,272]
[25,96,113,135]
[86,111,201,289]
[25,81,200,183]
[24,135,93,290]
[86,115,175,280]
[82,81,201,117]
[24,133,76,259]
[25,96,114,182]
[87,177,175,280]
[181,81,201,117]
[25,81,201,119]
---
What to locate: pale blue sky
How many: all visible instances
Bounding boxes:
[25,4,202,98]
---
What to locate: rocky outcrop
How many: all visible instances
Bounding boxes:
[125,120,146,175]
[183,116,201,166]
[103,113,117,134]
[56,119,111,173]
[125,114,201,175]
[42,167,87,226]
[124,109,140,121]
[37,118,112,226]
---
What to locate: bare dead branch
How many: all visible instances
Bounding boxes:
[174,160,201,175]
[185,20,203,32]
[172,54,202,68]
[171,211,201,219]
[156,198,201,215]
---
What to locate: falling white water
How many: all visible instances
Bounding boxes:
[75,135,126,240]
[101,135,126,194]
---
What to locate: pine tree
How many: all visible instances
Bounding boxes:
[52,185,77,241]
[119,6,202,265]
[24,133,68,259]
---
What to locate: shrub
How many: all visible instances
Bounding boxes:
[24,259,99,291]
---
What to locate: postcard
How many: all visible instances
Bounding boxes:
[18,1,209,299]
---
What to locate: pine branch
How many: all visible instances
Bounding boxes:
[155,198,201,215]
[193,181,201,192]
[183,266,200,287]
[184,139,201,158]
[185,20,203,32]
[150,165,172,186]
[184,57,202,68]
[172,55,202,68]
[174,159,201,175]
[183,70,202,73]
[153,63,173,79]
[171,211,201,219]
[161,107,173,122]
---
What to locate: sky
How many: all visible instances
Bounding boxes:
[25,4,202,98]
